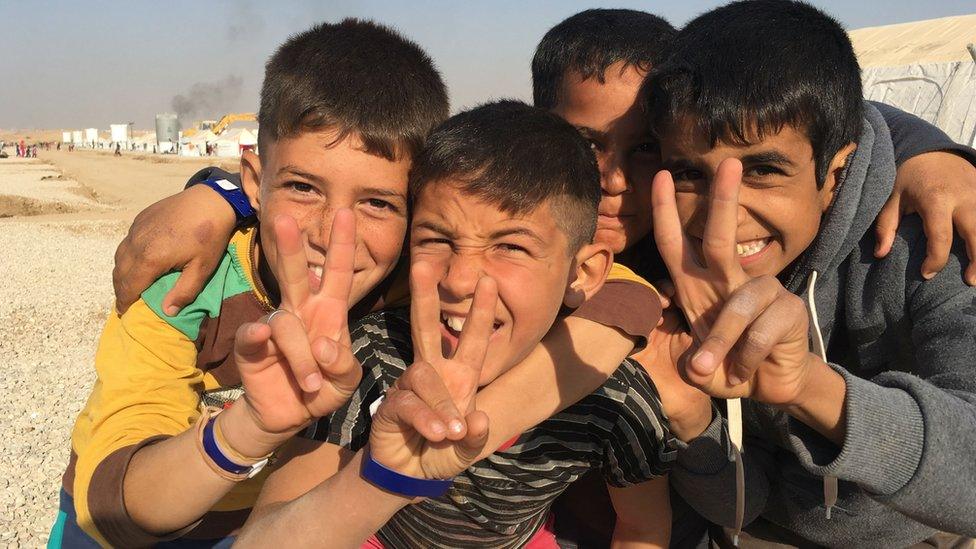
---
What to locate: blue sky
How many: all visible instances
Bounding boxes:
[2,0,973,130]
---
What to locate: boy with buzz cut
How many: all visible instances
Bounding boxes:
[52,19,449,548]
[243,100,677,548]
[647,1,976,546]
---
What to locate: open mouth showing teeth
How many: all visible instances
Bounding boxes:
[736,238,771,258]
[441,314,501,336]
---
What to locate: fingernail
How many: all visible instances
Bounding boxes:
[165,305,179,316]
[304,373,323,392]
[692,350,716,373]
[728,374,743,386]
[431,421,446,436]
[448,419,464,435]
[922,270,936,280]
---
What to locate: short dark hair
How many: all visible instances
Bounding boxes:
[532,9,676,110]
[258,19,448,159]
[410,100,601,252]
[647,0,863,185]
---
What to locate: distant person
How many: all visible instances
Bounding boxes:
[114,143,121,156]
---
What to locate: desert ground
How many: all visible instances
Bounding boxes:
[0,146,237,547]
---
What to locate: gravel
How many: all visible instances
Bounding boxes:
[0,159,127,547]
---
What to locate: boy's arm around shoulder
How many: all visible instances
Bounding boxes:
[788,218,976,536]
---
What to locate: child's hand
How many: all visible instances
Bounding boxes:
[874,151,976,285]
[231,211,362,443]
[113,184,238,314]
[651,158,753,343]
[368,261,497,480]
[652,158,816,406]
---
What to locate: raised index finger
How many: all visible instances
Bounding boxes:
[651,169,688,275]
[313,209,356,339]
[454,276,497,371]
[702,158,743,278]
[272,215,311,310]
[410,260,445,362]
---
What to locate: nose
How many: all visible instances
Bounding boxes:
[303,205,337,254]
[440,250,484,302]
[599,151,629,196]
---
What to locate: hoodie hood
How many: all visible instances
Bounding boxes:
[781,104,896,294]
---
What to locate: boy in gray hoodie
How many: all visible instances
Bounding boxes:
[646,1,976,546]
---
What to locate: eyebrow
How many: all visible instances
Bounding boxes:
[489,226,546,246]
[277,165,323,182]
[277,166,405,199]
[415,220,545,246]
[742,150,795,167]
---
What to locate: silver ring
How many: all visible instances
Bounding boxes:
[265,309,287,324]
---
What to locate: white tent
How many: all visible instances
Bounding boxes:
[214,128,257,157]
[849,14,976,147]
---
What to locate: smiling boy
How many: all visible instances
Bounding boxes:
[244,101,676,548]
[53,19,448,548]
[647,1,976,545]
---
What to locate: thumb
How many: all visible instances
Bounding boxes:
[162,260,214,316]
[453,410,489,467]
[233,322,274,371]
[874,195,901,258]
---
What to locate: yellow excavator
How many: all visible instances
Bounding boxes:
[182,113,256,138]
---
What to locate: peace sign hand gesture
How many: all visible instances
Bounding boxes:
[369,261,496,481]
[652,159,816,407]
[232,210,362,446]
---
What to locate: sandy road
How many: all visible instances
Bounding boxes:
[0,151,234,547]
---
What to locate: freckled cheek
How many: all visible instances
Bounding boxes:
[358,218,407,269]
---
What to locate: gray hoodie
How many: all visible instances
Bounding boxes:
[670,103,976,547]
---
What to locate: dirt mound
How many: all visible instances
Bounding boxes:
[0,195,80,218]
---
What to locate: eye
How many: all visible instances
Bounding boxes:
[746,165,781,177]
[418,237,452,248]
[288,182,315,193]
[671,169,703,182]
[366,198,399,213]
[631,141,660,155]
[497,242,529,254]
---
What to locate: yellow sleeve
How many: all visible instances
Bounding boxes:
[71,300,205,547]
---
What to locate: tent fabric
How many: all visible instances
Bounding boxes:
[849,14,976,147]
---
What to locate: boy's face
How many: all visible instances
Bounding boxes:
[242,130,410,306]
[410,183,578,385]
[551,61,658,254]
[660,122,839,278]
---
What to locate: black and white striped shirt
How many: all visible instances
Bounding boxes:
[303,308,676,548]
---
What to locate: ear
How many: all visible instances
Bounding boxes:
[820,142,857,211]
[563,242,613,309]
[240,149,263,212]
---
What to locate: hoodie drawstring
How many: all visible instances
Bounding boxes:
[806,270,837,519]
[727,397,744,545]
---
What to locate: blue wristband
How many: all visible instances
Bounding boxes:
[202,416,251,475]
[360,450,453,498]
[199,176,256,224]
